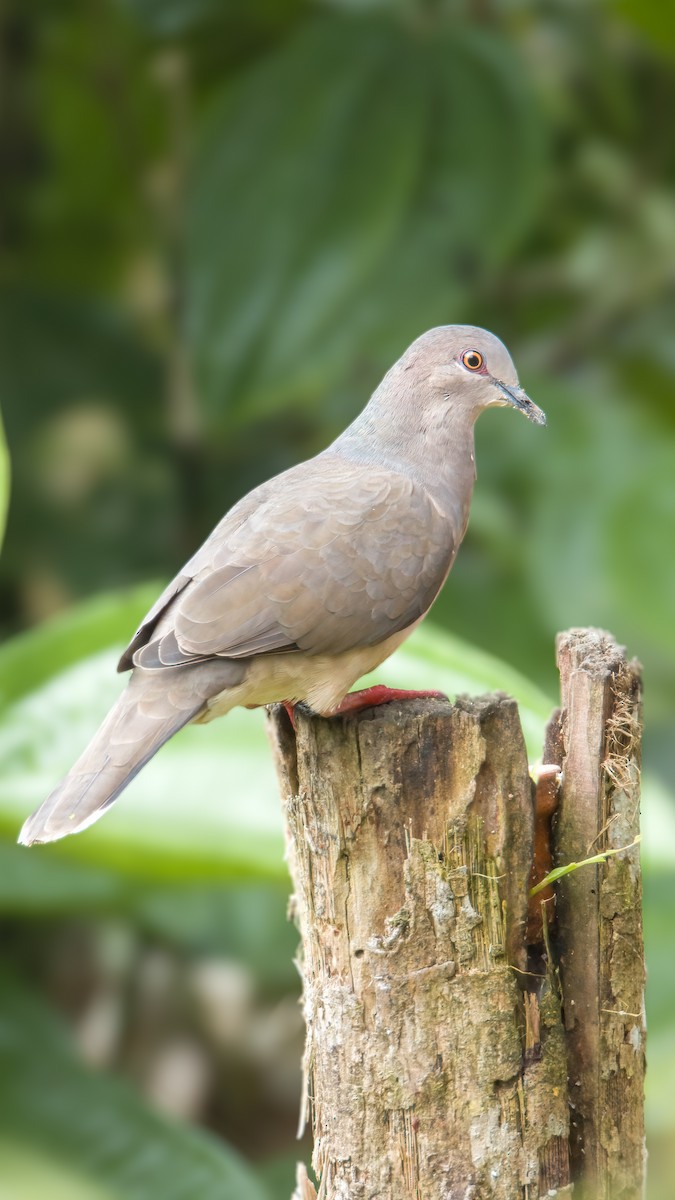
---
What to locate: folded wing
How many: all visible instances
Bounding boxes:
[126,456,456,672]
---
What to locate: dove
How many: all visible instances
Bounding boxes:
[19,325,545,846]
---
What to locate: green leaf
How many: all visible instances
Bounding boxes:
[0,837,130,913]
[0,973,268,1200]
[2,585,672,1037]
[530,836,641,897]
[188,14,545,425]
[0,588,553,883]
[3,585,670,888]
[0,650,285,881]
[0,583,157,711]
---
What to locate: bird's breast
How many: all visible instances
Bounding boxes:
[201,620,422,721]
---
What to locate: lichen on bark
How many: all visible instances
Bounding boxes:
[267,629,644,1200]
[268,694,570,1198]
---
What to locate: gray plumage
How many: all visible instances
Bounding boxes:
[19,325,545,846]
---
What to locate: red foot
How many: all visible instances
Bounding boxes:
[280,687,447,728]
[329,685,447,717]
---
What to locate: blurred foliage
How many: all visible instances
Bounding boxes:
[188,16,544,425]
[0,973,267,1200]
[0,410,8,555]
[0,588,552,882]
[1,0,674,1196]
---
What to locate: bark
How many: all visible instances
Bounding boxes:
[268,695,569,1198]
[266,628,644,1200]
[555,629,646,1199]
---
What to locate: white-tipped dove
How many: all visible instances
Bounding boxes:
[19,325,545,846]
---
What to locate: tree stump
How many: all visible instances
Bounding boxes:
[555,629,646,1198]
[267,629,645,1200]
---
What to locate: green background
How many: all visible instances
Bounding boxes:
[1,0,674,1195]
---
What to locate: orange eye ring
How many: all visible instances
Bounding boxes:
[462,349,484,371]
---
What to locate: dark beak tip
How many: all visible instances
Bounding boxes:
[497,381,546,428]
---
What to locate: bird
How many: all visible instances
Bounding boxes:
[19,325,545,846]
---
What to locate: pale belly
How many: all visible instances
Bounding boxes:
[197,619,421,722]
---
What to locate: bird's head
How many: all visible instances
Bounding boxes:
[405,325,546,428]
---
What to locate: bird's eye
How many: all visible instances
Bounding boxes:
[462,350,484,371]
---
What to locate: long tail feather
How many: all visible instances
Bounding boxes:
[18,660,244,845]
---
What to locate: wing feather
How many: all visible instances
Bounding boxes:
[129,456,456,671]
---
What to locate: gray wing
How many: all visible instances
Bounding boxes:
[118,482,267,671]
[22,458,455,846]
[123,456,456,672]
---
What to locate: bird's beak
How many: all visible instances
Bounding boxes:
[496,381,547,426]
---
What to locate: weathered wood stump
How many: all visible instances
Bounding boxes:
[267,628,645,1200]
[555,631,645,1198]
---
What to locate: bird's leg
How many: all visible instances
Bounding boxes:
[328,685,447,717]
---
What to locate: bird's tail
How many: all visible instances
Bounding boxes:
[18,659,244,846]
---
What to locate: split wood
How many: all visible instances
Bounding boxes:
[267,627,645,1200]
